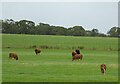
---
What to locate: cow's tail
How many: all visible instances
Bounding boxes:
[80,54,83,60]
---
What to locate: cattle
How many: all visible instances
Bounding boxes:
[35,48,41,55]
[100,64,106,75]
[72,51,77,57]
[9,52,18,60]
[72,51,83,61]
[72,54,83,61]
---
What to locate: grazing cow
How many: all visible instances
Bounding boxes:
[9,52,18,60]
[72,51,77,57]
[72,51,83,61]
[75,49,80,54]
[72,54,83,61]
[100,64,106,75]
[35,48,41,55]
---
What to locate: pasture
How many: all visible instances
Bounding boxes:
[2,34,118,82]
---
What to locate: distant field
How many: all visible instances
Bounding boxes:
[2,34,118,82]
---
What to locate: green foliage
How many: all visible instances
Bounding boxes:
[107,27,120,37]
[70,26,86,36]
[91,29,99,36]
[2,19,108,37]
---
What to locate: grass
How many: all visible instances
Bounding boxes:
[2,34,118,50]
[2,34,118,82]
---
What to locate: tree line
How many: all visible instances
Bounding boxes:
[1,19,120,37]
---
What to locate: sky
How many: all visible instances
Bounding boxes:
[1,0,119,34]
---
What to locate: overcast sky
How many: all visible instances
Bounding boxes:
[1,1,118,34]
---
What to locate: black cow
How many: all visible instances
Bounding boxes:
[75,49,80,54]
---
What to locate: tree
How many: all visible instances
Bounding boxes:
[16,20,35,34]
[107,27,120,37]
[2,19,18,34]
[35,23,51,35]
[85,30,92,36]
[2,19,115,37]
[91,29,99,36]
[68,26,86,36]
[51,26,67,35]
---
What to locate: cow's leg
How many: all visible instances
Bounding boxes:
[72,58,74,61]
[35,52,37,55]
[103,68,106,75]
[9,56,11,59]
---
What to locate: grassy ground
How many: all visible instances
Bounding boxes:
[2,34,118,82]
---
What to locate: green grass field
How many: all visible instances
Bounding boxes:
[2,34,118,82]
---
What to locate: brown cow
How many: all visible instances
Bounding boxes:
[72,51,77,57]
[100,64,106,75]
[72,51,83,61]
[35,48,41,55]
[9,52,18,60]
